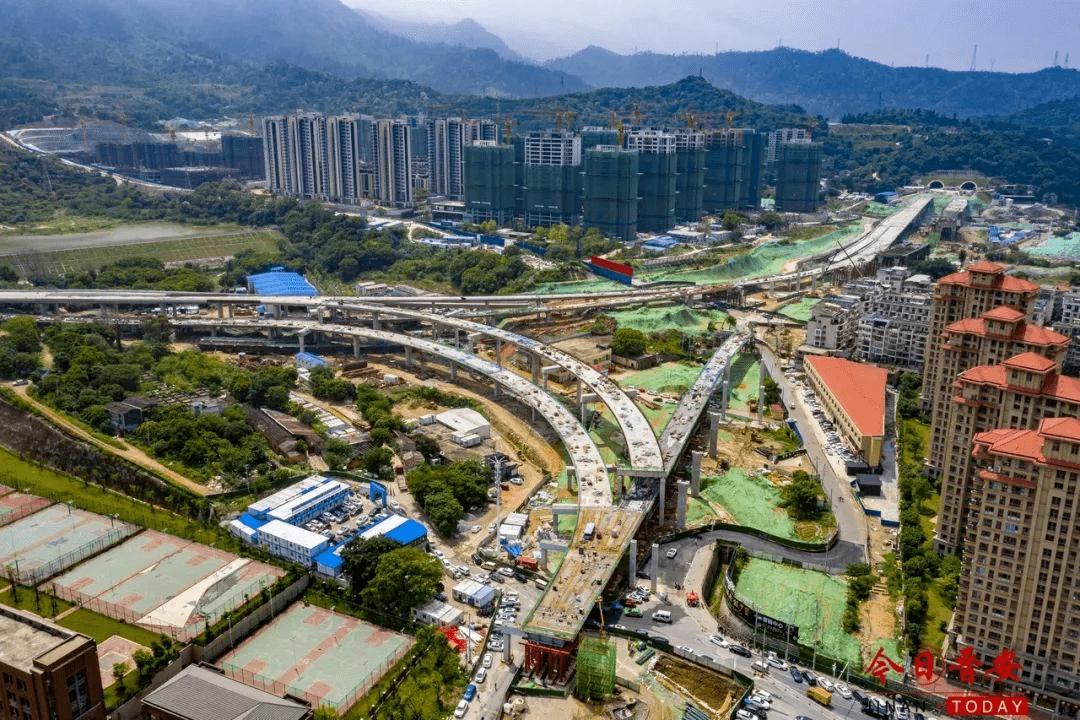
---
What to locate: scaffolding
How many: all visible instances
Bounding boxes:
[775,142,822,213]
[582,146,639,241]
[464,143,516,225]
[575,635,617,701]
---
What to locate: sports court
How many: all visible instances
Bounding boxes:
[50,530,285,639]
[733,558,860,664]
[0,504,136,585]
[0,487,52,527]
[219,603,412,712]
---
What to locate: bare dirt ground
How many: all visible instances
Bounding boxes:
[10,383,212,496]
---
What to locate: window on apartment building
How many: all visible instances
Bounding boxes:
[66,671,91,719]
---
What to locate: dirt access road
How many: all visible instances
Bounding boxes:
[10,383,213,497]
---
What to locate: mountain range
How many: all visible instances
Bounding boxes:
[1,0,1080,122]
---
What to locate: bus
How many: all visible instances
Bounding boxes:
[583,522,596,541]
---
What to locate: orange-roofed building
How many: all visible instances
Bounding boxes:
[803,355,888,467]
[925,306,1069,477]
[951,417,1080,701]
[934,352,1080,553]
[923,262,1039,415]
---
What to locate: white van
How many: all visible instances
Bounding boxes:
[751,660,770,675]
[651,610,672,623]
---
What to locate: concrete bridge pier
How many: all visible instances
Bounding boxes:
[531,354,541,384]
[495,338,502,367]
[650,543,659,595]
[719,379,730,423]
[404,346,413,367]
[372,312,380,331]
[217,304,224,319]
[708,411,721,458]
[628,539,637,583]
[608,466,620,502]
[757,364,765,424]
[297,329,308,353]
[691,451,703,497]
[566,466,577,492]
[449,361,457,382]
[676,480,689,529]
[353,337,360,358]
[658,478,666,525]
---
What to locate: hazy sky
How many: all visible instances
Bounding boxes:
[350,0,1077,73]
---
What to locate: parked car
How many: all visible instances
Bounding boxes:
[729,645,752,657]
[454,699,468,718]
[474,668,487,684]
[820,678,835,692]
[482,653,493,668]
[801,669,817,685]
[666,547,679,559]
[766,655,787,670]
[463,684,476,702]
[791,667,804,683]
[709,634,728,647]
[624,607,643,617]
[852,689,868,704]
[835,683,852,699]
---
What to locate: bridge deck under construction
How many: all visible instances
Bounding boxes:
[522,506,645,642]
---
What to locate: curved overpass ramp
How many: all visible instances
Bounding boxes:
[340,304,663,475]
[173,317,613,506]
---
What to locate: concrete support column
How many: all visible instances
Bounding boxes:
[719,380,730,422]
[676,480,689,530]
[658,478,666,524]
[297,330,306,354]
[607,466,619,502]
[217,304,224,319]
[531,354,540,384]
[431,322,438,340]
[353,337,360,358]
[540,547,548,569]
[211,327,217,338]
[449,361,457,382]
[566,466,576,492]
[372,312,380,331]
[650,543,659,595]
[708,411,721,459]
[531,406,537,422]
[492,381,500,398]
[405,346,413,367]
[757,362,765,424]
[691,451,703,498]
[495,338,502,367]
[628,539,638,584]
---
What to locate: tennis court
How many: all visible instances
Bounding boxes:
[219,603,412,712]
[0,504,136,585]
[0,490,52,527]
[50,530,285,639]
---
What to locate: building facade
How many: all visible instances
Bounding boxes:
[855,269,933,369]
[522,131,581,227]
[774,142,822,213]
[626,130,677,233]
[804,355,888,467]
[805,295,862,356]
[371,119,414,207]
[952,417,1080,702]
[926,306,1069,475]
[0,607,105,720]
[934,352,1080,554]
[1052,288,1080,375]
[582,146,639,241]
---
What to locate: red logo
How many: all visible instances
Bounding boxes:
[865,647,904,684]
[946,695,1028,717]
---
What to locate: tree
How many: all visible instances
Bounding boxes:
[611,328,647,357]
[340,536,401,599]
[780,470,822,520]
[763,375,780,406]
[360,546,442,616]
[423,488,464,536]
[111,662,129,688]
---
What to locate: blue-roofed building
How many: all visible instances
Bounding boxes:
[247,269,319,296]
[642,236,680,252]
[314,514,428,578]
[246,475,350,526]
[295,352,328,371]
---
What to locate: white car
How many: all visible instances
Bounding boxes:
[835,683,852,699]
[666,547,678,559]
[474,668,487,684]
[819,678,835,692]
[766,655,787,670]
[454,699,469,718]
[754,691,773,703]
[471,525,482,534]
[736,711,755,720]
[750,694,772,709]
[709,633,729,648]
[482,653,493,668]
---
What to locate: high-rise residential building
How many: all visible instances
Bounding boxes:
[774,142,822,213]
[0,606,106,720]
[1052,288,1080,375]
[673,129,706,223]
[855,268,934,369]
[220,135,264,179]
[934,352,1080,554]
[926,306,1070,478]
[805,295,864,356]
[263,113,331,199]
[702,129,746,212]
[522,131,581,227]
[923,262,1042,472]
[426,118,496,200]
[370,119,413,207]
[463,141,516,225]
[952,416,1080,700]
[582,145,639,242]
[766,127,810,164]
[326,115,364,204]
[626,129,677,233]
[579,127,619,152]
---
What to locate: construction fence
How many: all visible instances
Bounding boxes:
[17,525,134,586]
[47,581,189,640]
[218,641,409,713]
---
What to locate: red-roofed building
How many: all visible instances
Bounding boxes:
[934,352,1080,553]
[951,417,1080,701]
[804,355,888,467]
[925,306,1069,477]
[924,262,1039,414]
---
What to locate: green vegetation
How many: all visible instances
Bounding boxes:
[0,447,239,550]
[309,365,356,402]
[346,543,442,618]
[407,461,489,536]
[58,608,165,646]
[779,470,825,521]
[611,327,647,357]
[841,563,876,633]
[0,582,73,617]
[0,316,43,379]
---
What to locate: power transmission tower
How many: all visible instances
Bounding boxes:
[969,45,977,71]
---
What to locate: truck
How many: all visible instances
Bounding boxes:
[515,556,539,571]
[807,686,833,707]
[583,522,596,541]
